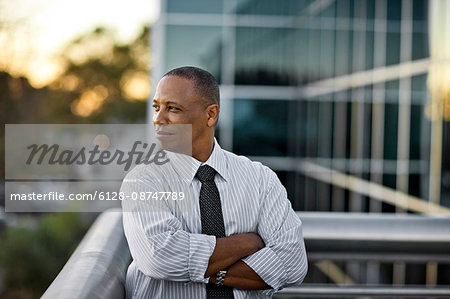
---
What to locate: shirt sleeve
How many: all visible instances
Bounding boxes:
[241,166,308,292]
[121,168,216,283]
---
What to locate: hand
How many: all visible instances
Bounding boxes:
[204,232,265,278]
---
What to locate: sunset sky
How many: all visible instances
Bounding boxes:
[0,0,159,87]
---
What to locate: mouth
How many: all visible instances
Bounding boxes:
[155,130,176,138]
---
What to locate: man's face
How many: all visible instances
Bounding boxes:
[152,75,209,154]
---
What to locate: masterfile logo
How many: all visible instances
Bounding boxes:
[5,124,194,212]
[25,141,169,171]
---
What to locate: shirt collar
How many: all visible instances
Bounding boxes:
[166,150,199,184]
[202,138,228,182]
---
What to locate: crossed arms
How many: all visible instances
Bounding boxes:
[121,167,308,293]
[205,232,270,289]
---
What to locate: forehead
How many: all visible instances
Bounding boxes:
[154,76,195,102]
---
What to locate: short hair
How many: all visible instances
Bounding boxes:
[163,66,220,107]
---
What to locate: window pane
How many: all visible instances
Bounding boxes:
[334,30,352,76]
[164,25,222,82]
[233,99,288,156]
[167,0,223,14]
[235,0,309,16]
[442,122,450,208]
[412,32,429,60]
[412,0,428,22]
[384,103,399,160]
[386,32,401,66]
[409,105,422,160]
[387,0,402,21]
[411,74,428,104]
[234,27,299,85]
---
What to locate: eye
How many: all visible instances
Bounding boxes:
[168,106,180,111]
[152,104,160,111]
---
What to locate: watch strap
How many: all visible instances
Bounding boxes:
[215,270,227,287]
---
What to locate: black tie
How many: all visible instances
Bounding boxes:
[196,165,234,299]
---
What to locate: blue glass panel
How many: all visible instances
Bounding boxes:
[412,0,428,21]
[233,99,288,156]
[164,25,222,82]
[234,27,300,85]
[386,32,400,66]
[409,105,422,160]
[412,32,429,60]
[442,122,450,208]
[166,0,223,14]
[387,0,402,21]
[384,102,399,160]
[235,0,309,16]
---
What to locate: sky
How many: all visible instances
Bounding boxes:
[0,0,159,87]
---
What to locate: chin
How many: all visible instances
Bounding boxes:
[157,137,191,155]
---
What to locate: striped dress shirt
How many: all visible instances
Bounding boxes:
[121,139,308,298]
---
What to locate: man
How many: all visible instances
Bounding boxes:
[121,66,307,298]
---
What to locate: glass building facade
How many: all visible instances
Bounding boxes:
[151,0,450,287]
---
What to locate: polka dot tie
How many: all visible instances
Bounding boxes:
[196,165,234,299]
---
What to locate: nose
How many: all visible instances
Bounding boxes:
[153,110,168,125]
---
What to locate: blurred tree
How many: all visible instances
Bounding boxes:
[0,213,89,298]
[0,24,150,297]
[1,25,150,179]
[48,25,150,123]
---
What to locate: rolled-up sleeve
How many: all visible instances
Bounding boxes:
[188,233,216,282]
[121,168,216,283]
[242,166,308,292]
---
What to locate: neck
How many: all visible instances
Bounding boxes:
[193,139,214,162]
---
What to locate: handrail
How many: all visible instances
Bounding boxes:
[299,212,450,262]
[275,285,450,298]
[42,210,450,298]
[42,209,131,299]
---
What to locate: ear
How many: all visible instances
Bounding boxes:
[206,104,220,127]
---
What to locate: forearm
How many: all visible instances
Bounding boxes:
[209,260,271,290]
[123,208,217,282]
[204,232,263,278]
[241,225,308,289]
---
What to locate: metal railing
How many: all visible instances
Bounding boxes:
[275,285,450,298]
[299,212,450,263]
[42,209,131,299]
[43,210,450,298]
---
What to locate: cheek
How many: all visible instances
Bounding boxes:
[172,114,188,124]
[191,120,208,138]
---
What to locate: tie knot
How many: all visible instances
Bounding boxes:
[195,165,216,183]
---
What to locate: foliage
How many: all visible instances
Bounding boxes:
[0,213,90,298]
[0,25,150,297]
[49,25,150,123]
[1,25,150,179]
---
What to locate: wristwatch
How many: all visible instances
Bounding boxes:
[215,270,227,287]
